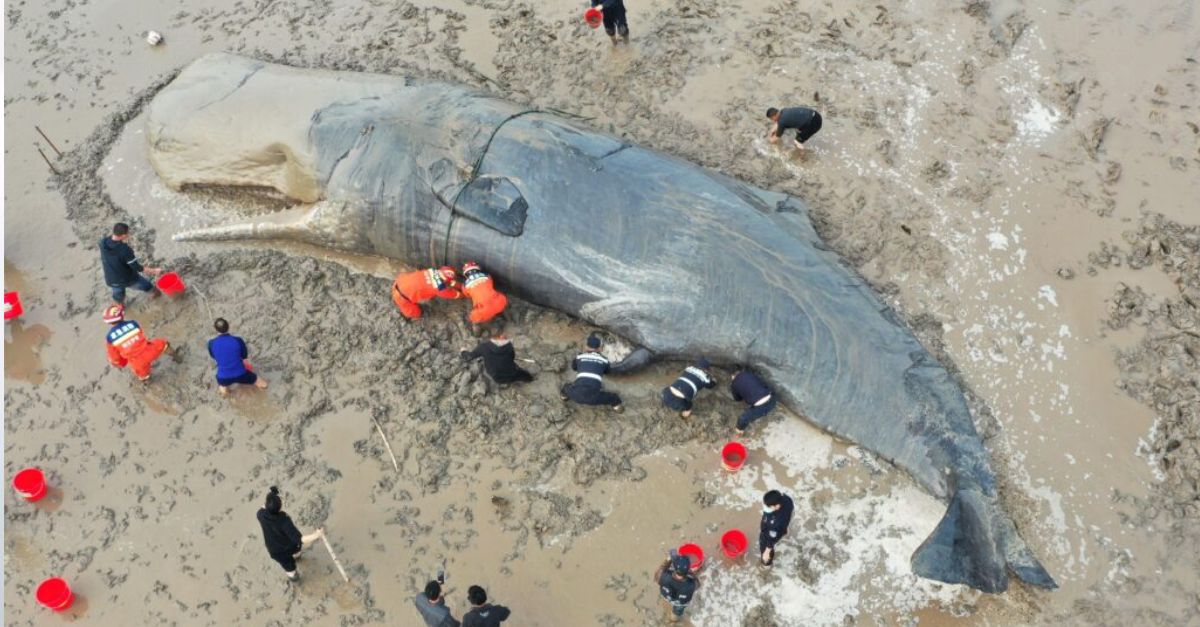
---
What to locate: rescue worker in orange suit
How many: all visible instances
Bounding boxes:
[391,267,463,320]
[460,262,508,324]
[103,304,171,382]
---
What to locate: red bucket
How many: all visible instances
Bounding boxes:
[12,468,48,502]
[720,529,748,558]
[4,291,24,320]
[721,441,747,472]
[35,577,74,612]
[156,272,186,296]
[584,7,602,28]
[678,543,704,572]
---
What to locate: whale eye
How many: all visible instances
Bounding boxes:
[453,175,528,237]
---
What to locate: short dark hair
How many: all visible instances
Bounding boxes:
[113,222,130,236]
[467,585,487,606]
[765,107,779,118]
[214,318,230,333]
[763,490,783,507]
[424,581,442,600]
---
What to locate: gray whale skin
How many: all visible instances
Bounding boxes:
[153,53,1056,593]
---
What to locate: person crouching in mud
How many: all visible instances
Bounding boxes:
[256,486,324,581]
[559,333,624,412]
[765,106,823,151]
[661,357,715,419]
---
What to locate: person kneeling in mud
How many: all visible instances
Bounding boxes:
[256,486,324,581]
[103,304,172,382]
[731,366,778,436]
[208,318,268,396]
[661,357,715,419]
[460,262,508,325]
[392,266,463,320]
[559,333,623,412]
[654,553,699,622]
[461,333,533,385]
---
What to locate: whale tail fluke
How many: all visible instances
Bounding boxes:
[912,488,1058,593]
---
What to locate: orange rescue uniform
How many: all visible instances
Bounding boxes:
[462,268,508,324]
[391,268,463,319]
[105,320,169,380]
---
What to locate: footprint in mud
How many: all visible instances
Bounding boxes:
[227,389,283,423]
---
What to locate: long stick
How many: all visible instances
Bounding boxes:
[372,417,400,472]
[35,126,62,156]
[321,534,350,583]
[36,145,58,174]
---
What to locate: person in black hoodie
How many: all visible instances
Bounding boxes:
[257,486,324,581]
[759,489,795,566]
[462,585,511,627]
[460,334,533,384]
[99,222,162,304]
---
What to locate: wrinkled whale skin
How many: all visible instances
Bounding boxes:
[154,53,1055,593]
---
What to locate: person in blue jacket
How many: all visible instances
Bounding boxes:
[207,318,268,396]
[731,367,778,435]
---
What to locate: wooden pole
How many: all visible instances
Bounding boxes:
[35,126,62,156]
[321,534,350,583]
[371,417,400,472]
[36,145,58,175]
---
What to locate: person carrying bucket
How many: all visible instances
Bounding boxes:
[257,486,324,581]
[208,318,268,396]
[661,357,715,419]
[759,489,795,567]
[392,267,464,320]
[104,304,172,382]
[590,0,629,45]
[653,553,699,622]
[460,262,508,325]
[730,366,778,436]
[99,222,163,304]
[559,333,623,413]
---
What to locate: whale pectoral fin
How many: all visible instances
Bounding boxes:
[608,347,655,375]
[912,488,1057,593]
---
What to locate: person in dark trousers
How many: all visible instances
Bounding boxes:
[208,318,269,396]
[414,580,461,627]
[462,585,511,627]
[591,0,629,45]
[99,222,163,304]
[256,486,323,581]
[654,554,699,622]
[759,489,795,566]
[766,106,823,150]
[559,333,623,412]
[460,334,533,384]
[661,357,715,419]
[731,367,778,435]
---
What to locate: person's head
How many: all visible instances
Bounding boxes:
[763,489,783,511]
[730,365,744,381]
[467,585,488,607]
[671,555,691,579]
[265,486,283,513]
[214,318,230,334]
[112,222,130,240]
[586,333,602,352]
[462,261,482,275]
[765,107,780,121]
[102,304,125,325]
[424,581,443,602]
[492,332,508,342]
[697,357,711,371]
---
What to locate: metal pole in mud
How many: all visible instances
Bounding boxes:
[35,145,58,175]
[35,126,62,156]
[321,534,350,583]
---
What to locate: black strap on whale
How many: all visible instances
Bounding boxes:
[438,107,594,266]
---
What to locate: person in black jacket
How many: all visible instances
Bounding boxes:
[559,334,623,412]
[759,489,795,566]
[591,0,629,45]
[99,222,163,304]
[462,585,511,627]
[256,486,324,581]
[460,334,533,384]
[731,367,778,435]
[653,554,699,621]
[661,358,715,419]
[765,106,823,150]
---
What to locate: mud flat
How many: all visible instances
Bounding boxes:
[5,0,1199,625]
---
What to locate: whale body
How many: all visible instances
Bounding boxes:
[150,53,1056,593]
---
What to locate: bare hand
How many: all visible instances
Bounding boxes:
[146,267,163,276]
[767,135,779,145]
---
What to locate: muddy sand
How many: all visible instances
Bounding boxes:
[4,0,1198,625]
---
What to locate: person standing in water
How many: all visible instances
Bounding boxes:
[765,106,823,150]
[256,486,324,581]
[591,0,630,45]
